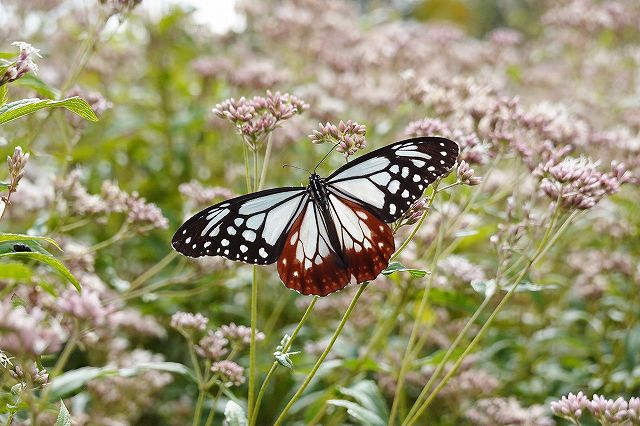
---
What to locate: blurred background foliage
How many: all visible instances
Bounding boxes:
[1,0,639,425]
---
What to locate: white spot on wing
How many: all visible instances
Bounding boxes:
[370,171,391,186]
[246,213,265,230]
[388,180,400,194]
[242,230,256,242]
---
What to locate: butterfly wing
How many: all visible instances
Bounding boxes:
[326,137,459,222]
[172,187,308,264]
[276,194,394,296]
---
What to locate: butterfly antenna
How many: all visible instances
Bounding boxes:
[313,143,341,173]
[283,164,312,175]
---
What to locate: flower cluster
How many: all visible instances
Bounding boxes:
[194,331,229,361]
[213,91,308,148]
[178,180,235,207]
[309,120,366,159]
[10,363,49,387]
[536,156,633,210]
[465,397,554,426]
[217,322,265,349]
[210,360,245,387]
[170,311,209,338]
[56,289,113,328]
[456,160,482,186]
[2,146,30,216]
[60,171,168,229]
[0,42,41,86]
[0,300,66,357]
[551,392,640,424]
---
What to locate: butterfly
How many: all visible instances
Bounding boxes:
[172,137,459,296]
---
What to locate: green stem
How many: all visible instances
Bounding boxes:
[193,389,206,426]
[403,295,493,423]
[388,222,444,424]
[127,251,178,292]
[248,265,258,423]
[251,296,318,426]
[258,133,273,190]
[403,209,577,426]
[273,284,368,425]
[204,386,225,426]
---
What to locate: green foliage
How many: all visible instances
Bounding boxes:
[54,401,71,426]
[0,96,97,125]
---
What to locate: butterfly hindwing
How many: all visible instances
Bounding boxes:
[326,137,459,222]
[172,187,308,264]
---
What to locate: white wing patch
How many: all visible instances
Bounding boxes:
[173,188,307,265]
[329,156,390,181]
[290,201,332,269]
[330,178,385,209]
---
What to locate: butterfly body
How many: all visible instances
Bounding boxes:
[173,137,459,296]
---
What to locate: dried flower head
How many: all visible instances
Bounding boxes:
[217,323,265,349]
[170,312,209,337]
[550,391,589,421]
[210,360,245,387]
[194,330,229,361]
[0,42,42,86]
[309,120,366,159]
[6,146,30,193]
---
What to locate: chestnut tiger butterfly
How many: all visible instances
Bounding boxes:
[172,137,459,296]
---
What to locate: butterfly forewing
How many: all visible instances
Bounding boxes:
[172,188,307,264]
[327,137,459,222]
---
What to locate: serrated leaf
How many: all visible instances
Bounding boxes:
[327,399,385,426]
[0,96,98,125]
[382,261,428,277]
[338,381,389,422]
[0,251,80,291]
[223,401,247,426]
[0,233,62,251]
[55,400,71,426]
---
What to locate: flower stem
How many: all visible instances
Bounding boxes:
[403,209,577,425]
[251,296,318,425]
[247,265,258,423]
[273,284,368,425]
[192,389,205,426]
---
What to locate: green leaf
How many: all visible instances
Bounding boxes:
[471,279,496,299]
[338,381,389,422]
[117,361,197,383]
[0,85,7,106]
[49,362,196,400]
[0,181,9,191]
[0,233,62,251]
[0,96,98,125]
[0,262,32,280]
[48,367,118,400]
[327,399,385,426]
[55,400,71,426]
[382,261,428,278]
[223,401,247,426]
[0,252,80,291]
[13,74,59,99]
